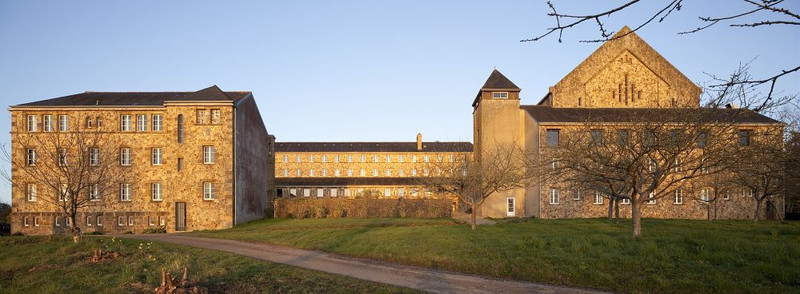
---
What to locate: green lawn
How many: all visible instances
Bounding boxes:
[0,235,418,294]
[191,217,800,293]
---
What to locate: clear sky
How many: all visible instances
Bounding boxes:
[0,1,798,204]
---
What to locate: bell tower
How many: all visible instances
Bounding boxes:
[472,68,522,161]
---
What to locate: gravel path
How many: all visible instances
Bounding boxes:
[125,234,611,294]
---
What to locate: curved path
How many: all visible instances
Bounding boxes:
[125,234,610,294]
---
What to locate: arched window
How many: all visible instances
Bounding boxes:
[177,114,184,143]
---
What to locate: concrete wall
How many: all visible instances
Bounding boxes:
[234,95,271,225]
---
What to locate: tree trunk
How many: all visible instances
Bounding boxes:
[69,215,81,243]
[614,199,620,224]
[707,201,712,221]
[755,197,764,222]
[470,205,477,230]
[607,198,614,220]
[631,198,642,238]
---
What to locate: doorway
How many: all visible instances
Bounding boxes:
[175,202,186,231]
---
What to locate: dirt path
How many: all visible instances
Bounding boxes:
[125,234,610,294]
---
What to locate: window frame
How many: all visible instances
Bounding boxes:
[152,114,163,131]
[203,146,215,164]
[546,129,560,147]
[151,147,163,165]
[151,182,163,201]
[120,183,131,201]
[203,182,215,200]
[549,188,559,204]
[136,114,147,131]
[120,115,131,131]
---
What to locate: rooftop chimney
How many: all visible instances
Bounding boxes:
[416,133,423,151]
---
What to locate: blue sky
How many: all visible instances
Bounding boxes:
[0,1,798,204]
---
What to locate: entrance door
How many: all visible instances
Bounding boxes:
[766,201,776,221]
[507,197,516,217]
[175,202,186,231]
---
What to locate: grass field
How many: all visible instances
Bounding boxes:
[0,235,418,294]
[191,217,800,293]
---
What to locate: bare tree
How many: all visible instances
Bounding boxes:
[419,144,535,230]
[729,125,787,221]
[551,108,746,237]
[3,115,129,242]
[523,0,799,106]
[786,131,800,216]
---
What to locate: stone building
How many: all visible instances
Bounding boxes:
[473,27,784,219]
[10,86,274,235]
[275,134,472,203]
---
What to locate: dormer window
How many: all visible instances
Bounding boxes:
[492,92,508,99]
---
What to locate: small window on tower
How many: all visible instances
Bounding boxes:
[492,92,508,99]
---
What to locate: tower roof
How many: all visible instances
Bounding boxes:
[473,69,520,107]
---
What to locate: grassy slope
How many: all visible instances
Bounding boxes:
[191,218,800,293]
[0,235,418,294]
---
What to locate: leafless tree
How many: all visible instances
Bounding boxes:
[786,131,800,215]
[551,108,745,237]
[418,144,536,230]
[2,115,130,242]
[729,125,787,221]
[523,0,799,107]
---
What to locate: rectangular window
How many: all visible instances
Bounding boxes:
[210,109,221,124]
[360,169,366,176]
[152,115,163,131]
[128,216,134,226]
[590,129,603,145]
[283,169,288,176]
[738,130,751,146]
[384,188,391,197]
[397,188,405,197]
[149,216,155,226]
[594,192,603,205]
[348,155,353,162]
[66,217,71,227]
[55,216,60,227]
[120,148,131,166]
[331,188,339,197]
[399,169,405,176]
[58,115,69,132]
[492,92,509,99]
[322,169,327,176]
[647,192,656,204]
[89,184,99,201]
[159,216,165,226]
[203,182,215,200]
[673,158,683,172]
[27,184,37,201]
[309,169,315,176]
[136,114,147,131]
[151,183,163,201]
[196,109,207,124]
[546,129,560,147]
[372,169,378,176]
[347,169,353,176]
[399,155,404,162]
[177,158,184,171]
[24,216,29,226]
[412,155,417,163]
[617,130,630,146]
[621,198,631,204]
[118,216,124,226]
[296,155,301,163]
[203,146,215,164]
[674,189,683,204]
[26,148,37,166]
[507,197,516,215]
[59,184,68,201]
[373,155,379,162]
[43,115,53,132]
[27,115,38,132]
[34,216,39,226]
[321,155,327,162]
[550,189,559,204]
[86,117,93,128]
[303,188,310,197]
[309,155,314,163]
[120,115,131,131]
[572,188,580,201]
[89,148,99,166]
[700,188,710,202]
[97,216,103,226]
[386,169,391,176]
[296,169,302,176]
[723,190,730,200]
[86,216,92,227]
[151,148,162,165]
[317,188,324,197]
[335,169,341,176]
[361,155,366,162]
[424,155,430,162]
[283,155,289,163]
[697,132,707,148]
[335,155,340,162]
[386,155,391,162]
[120,183,131,201]
[411,169,417,176]
[58,148,67,166]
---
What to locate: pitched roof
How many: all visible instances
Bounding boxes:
[522,105,783,124]
[276,177,419,186]
[14,85,250,107]
[472,69,520,107]
[275,142,473,153]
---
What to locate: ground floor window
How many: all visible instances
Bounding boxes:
[507,197,515,217]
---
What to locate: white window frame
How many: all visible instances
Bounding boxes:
[594,191,604,205]
[309,169,315,176]
[399,155,404,162]
[34,216,40,227]
[335,169,341,176]
[507,197,516,216]
[549,189,559,204]
[128,216,134,226]
[136,114,147,131]
[283,155,288,163]
[55,216,60,227]
[203,182,215,200]
[203,146,214,164]
[148,216,155,226]
[621,198,631,204]
[700,188,710,202]
[89,184,100,201]
[159,216,165,226]
[89,148,99,166]
[151,182,163,201]
[43,115,53,132]
[317,188,324,197]
[26,148,37,166]
[152,115,163,131]
[23,216,29,227]
[86,216,92,227]
[120,115,131,131]
[118,216,125,226]
[492,92,509,99]
[58,115,69,132]
[120,183,131,201]
[723,189,731,200]
[97,216,103,226]
[120,148,131,166]
[152,148,163,165]
[647,192,656,204]
[309,155,314,163]
[27,184,37,201]
[283,169,288,177]
[572,188,580,201]
[27,115,38,132]
[384,188,391,197]
[674,189,683,204]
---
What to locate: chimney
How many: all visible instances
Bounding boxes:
[416,133,423,151]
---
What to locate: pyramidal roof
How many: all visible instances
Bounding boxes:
[473,69,520,107]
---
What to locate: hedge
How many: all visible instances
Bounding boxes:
[273,198,453,219]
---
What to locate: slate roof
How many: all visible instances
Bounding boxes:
[14,86,250,107]
[522,105,783,124]
[472,69,520,107]
[276,177,419,186]
[275,142,473,153]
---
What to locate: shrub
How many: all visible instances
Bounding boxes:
[274,198,453,219]
[143,227,167,234]
[85,231,103,235]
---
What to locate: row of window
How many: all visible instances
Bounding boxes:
[25,182,216,202]
[282,167,437,177]
[544,129,755,147]
[25,146,215,166]
[281,154,457,163]
[25,109,223,133]
[547,187,756,205]
[278,187,433,198]
[22,215,167,227]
